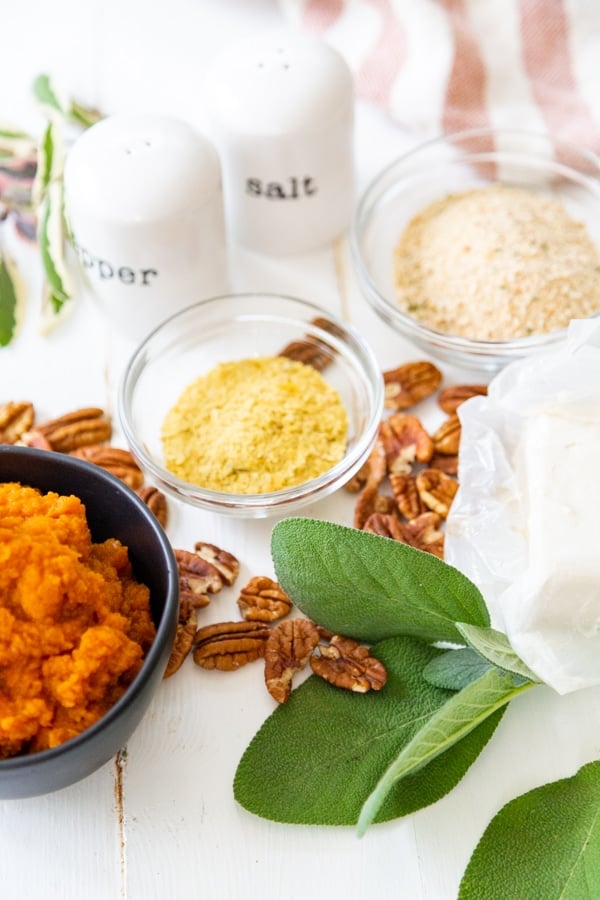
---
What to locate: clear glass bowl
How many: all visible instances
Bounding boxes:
[119,293,384,517]
[351,128,600,372]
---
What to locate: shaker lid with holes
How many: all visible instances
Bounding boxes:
[64,114,223,220]
[203,30,354,134]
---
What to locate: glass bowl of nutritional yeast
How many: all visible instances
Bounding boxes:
[351,128,600,372]
[119,293,384,517]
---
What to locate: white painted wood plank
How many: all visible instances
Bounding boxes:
[0,763,122,900]
[122,654,425,900]
[3,3,600,899]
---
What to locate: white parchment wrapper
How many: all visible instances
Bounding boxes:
[445,319,600,694]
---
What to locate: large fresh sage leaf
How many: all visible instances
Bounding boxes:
[0,252,20,346]
[423,648,493,691]
[357,667,536,835]
[456,623,540,683]
[234,636,504,825]
[459,760,600,899]
[271,518,489,645]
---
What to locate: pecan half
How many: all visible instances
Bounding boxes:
[389,472,424,520]
[344,435,387,493]
[194,542,240,586]
[416,468,458,519]
[310,316,346,339]
[238,576,293,623]
[278,338,332,371]
[438,384,487,415]
[0,401,34,443]
[163,606,198,678]
[193,621,271,671]
[429,453,459,476]
[432,414,461,456]
[264,618,321,703]
[70,445,144,489]
[362,512,406,541]
[403,512,445,558]
[279,316,347,371]
[353,483,397,530]
[383,361,442,411]
[380,413,434,475]
[137,485,169,528]
[37,407,111,452]
[364,509,444,557]
[175,548,223,610]
[310,635,387,693]
[16,429,52,451]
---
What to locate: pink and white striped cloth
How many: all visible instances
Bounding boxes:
[280,0,600,154]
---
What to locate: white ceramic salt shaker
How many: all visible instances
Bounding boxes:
[204,31,354,256]
[64,114,228,340]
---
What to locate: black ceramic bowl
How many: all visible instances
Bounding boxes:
[0,446,179,799]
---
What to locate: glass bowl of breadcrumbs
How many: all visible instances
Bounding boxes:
[351,128,600,372]
[119,293,383,517]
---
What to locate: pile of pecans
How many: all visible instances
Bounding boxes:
[346,361,487,560]
[1,355,488,706]
[169,548,387,703]
[0,401,169,526]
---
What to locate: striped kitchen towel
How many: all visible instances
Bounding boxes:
[280,0,600,153]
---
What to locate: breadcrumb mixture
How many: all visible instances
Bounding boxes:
[393,184,600,339]
[161,355,348,494]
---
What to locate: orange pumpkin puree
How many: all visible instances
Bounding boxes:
[0,482,156,758]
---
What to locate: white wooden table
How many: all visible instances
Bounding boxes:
[2,2,600,897]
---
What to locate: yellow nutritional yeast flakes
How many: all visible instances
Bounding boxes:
[161,355,349,493]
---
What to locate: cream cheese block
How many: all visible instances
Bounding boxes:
[503,405,600,693]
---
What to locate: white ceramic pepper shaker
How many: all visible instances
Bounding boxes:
[204,30,355,256]
[64,114,229,340]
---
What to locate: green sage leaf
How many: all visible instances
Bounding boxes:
[33,74,102,130]
[459,760,600,900]
[32,73,65,117]
[41,284,65,317]
[0,251,20,346]
[357,667,536,836]
[456,623,540,683]
[0,126,36,158]
[37,122,55,197]
[234,636,504,825]
[32,119,62,208]
[423,647,493,690]
[271,518,489,644]
[0,126,33,140]
[38,181,73,312]
[68,99,102,129]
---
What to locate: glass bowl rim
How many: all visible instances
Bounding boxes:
[350,126,600,359]
[118,291,384,514]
